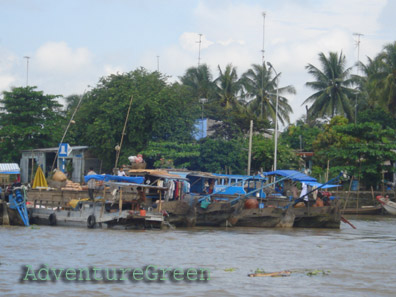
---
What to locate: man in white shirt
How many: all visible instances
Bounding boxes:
[118,167,126,177]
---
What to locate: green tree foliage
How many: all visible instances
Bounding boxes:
[70,68,200,171]
[373,41,396,115]
[193,138,246,174]
[303,52,356,121]
[141,141,200,169]
[251,135,301,172]
[0,86,64,162]
[179,64,216,100]
[214,64,243,110]
[142,139,246,174]
[241,63,295,126]
[280,120,321,152]
[312,116,396,188]
[209,108,270,140]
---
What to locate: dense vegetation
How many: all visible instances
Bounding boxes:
[1,41,396,189]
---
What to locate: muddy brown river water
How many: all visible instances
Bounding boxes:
[1,215,396,297]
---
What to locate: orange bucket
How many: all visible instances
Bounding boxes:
[139,209,146,216]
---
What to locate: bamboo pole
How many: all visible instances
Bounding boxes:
[119,188,123,216]
[51,91,86,173]
[114,96,133,169]
[343,177,354,211]
[159,190,162,212]
[100,185,106,219]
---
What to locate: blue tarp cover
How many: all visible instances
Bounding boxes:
[264,170,317,182]
[304,181,340,189]
[84,174,144,184]
[213,173,267,180]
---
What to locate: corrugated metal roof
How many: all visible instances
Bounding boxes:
[0,163,20,174]
[21,146,89,153]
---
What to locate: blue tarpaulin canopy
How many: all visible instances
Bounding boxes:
[304,181,340,189]
[264,170,317,182]
[84,174,144,184]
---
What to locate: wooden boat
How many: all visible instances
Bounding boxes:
[160,200,196,227]
[1,202,26,226]
[229,203,295,228]
[341,204,382,215]
[264,170,342,229]
[376,195,396,215]
[29,201,164,229]
[292,202,341,228]
[28,176,166,229]
[194,197,237,227]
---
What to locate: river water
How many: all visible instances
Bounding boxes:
[1,215,396,297]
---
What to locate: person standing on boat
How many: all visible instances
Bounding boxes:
[132,186,146,210]
[87,167,97,200]
[291,182,299,199]
[118,167,126,177]
[292,182,308,207]
[300,183,309,206]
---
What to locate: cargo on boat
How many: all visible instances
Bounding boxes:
[27,175,166,229]
[263,170,342,229]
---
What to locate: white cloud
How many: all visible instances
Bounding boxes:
[0,47,19,92]
[104,64,125,76]
[179,32,214,51]
[0,74,16,91]
[35,41,93,73]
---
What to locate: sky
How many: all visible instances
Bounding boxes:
[1,0,395,124]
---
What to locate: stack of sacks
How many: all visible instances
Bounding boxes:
[61,180,83,191]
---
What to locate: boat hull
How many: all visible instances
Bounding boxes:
[292,205,341,228]
[376,196,396,215]
[195,201,236,227]
[160,200,196,227]
[341,205,382,215]
[230,206,295,228]
[28,202,164,229]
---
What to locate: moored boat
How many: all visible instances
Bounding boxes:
[376,195,396,215]
[341,204,382,215]
[229,203,295,228]
[264,170,342,229]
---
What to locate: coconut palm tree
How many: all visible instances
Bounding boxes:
[303,51,356,121]
[214,64,244,110]
[241,63,295,126]
[375,41,396,115]
[180,64,215,99]
[352,57,383,109]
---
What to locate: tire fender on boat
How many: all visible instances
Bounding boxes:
[49,213,57,226]
[87,215,96,228]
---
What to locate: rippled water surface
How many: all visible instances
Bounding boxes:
[1,215,396,297]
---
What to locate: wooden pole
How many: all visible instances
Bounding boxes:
[343,176,354,211]
[119,188,123,216]
[115,96,133,169]
[159,190,162,212]
[100,185,106,219]
[247,120,253,175]
[326,159,330,182]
